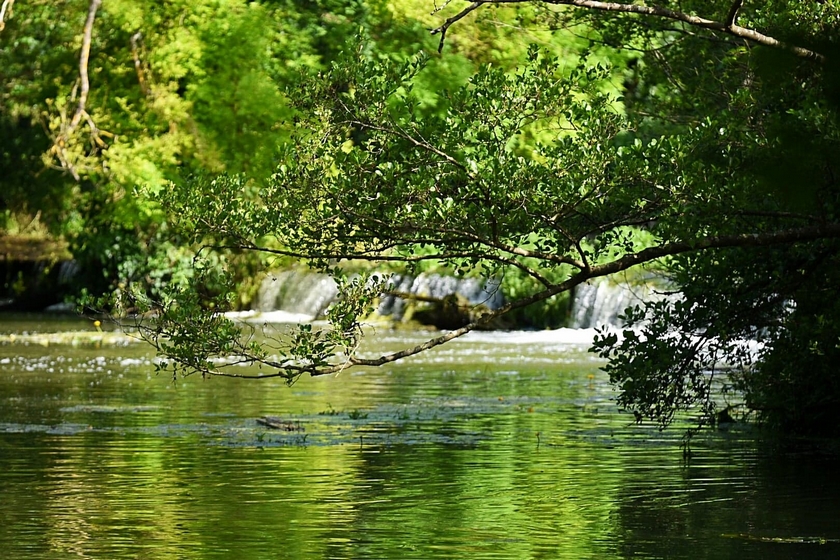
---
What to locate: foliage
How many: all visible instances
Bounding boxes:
[1,0,324,301]
[583,2,840,434]
[146,1,840,439]
[7,1,840,436]
[147,43,706,378]
[2,0,580,303]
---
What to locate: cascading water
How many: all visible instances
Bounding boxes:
[377,273,504,320]
[254,270,339,321]
[251,269,503,322]
[250,267,663,329]
[569,277,666,329]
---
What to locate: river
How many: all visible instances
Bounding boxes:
[1,314,839,559]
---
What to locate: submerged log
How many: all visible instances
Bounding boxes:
[257,417,305,431]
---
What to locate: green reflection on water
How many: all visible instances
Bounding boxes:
[1,319,840,559]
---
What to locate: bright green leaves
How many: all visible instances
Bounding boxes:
[260,46,683,282]
[186,3,300,179]
[72,1,840,439]
[135,266,389,383]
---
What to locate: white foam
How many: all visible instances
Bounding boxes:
[462,327,604,345]
[225,310,315,323]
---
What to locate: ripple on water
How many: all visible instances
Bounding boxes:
[3,322,840,559]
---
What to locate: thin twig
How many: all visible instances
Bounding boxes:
[431,1,487,53]
[130,31,149,96]
[725,0,744,29]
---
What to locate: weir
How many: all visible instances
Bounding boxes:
[254,270,504,322]
[377,273,504,320]
[254,270,340,320]
[254,268,662,328]
[569,277,666,329]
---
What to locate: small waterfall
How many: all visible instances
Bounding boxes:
[253,269,503,322]
[253,267,669,330]
[569,277,664,329]
[255,270,339,320]
[378,273,504,320]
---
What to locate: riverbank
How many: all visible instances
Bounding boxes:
[0,234,76,312]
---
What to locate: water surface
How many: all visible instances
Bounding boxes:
[1,315,839,559]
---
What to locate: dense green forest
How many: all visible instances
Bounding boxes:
[3,0,840,437]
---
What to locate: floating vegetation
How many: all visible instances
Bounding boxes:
[0,398,513,449]
[256,417,305,431]
[318,405,342,416]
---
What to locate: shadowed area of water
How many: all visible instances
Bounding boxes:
[1,314,839,559]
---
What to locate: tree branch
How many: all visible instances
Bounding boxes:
[432,0,824,61]
[0,0,14,32]
[341,223,840,373]
[725,0,743,29]
[175,222,840,381]
[342,118,472,177]
[431,1,488,53]
[48,0,104,181]
[68,0,101,133]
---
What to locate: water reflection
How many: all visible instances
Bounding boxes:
[1,318,840,558]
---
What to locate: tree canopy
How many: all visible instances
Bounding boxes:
[5,0,840,436]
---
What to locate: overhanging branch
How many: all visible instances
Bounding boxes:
[431,0,824,61]
[341,223,840,372]
[179,222,840,380]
